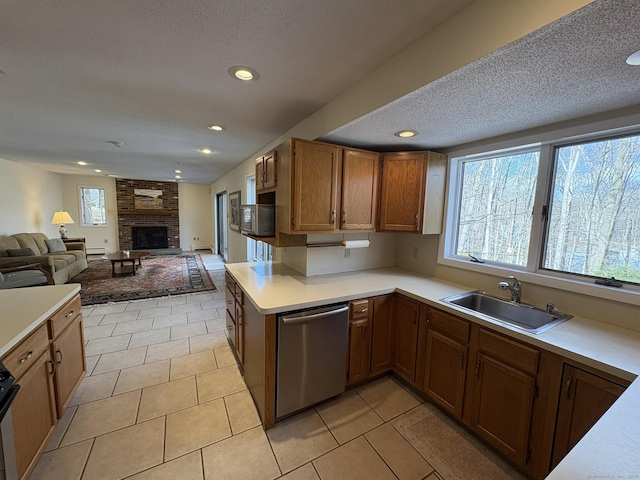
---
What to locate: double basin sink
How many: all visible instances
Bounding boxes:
[442,291,572,334]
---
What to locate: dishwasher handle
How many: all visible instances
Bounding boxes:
[280,305,349,324]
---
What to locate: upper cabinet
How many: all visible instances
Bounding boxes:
[378,151,447,234]
[256,150,277,192]
[275,138,380,234]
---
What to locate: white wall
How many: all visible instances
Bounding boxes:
[0,158,64,237]
[60,175,119,253]
[179,183,213,251]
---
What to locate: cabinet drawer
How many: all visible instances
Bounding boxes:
[478,328,539,375]
[49,294,82,338]
[428,309,470,343]
[226,286,236,318]
[225,271,234,291]
[350,299,369,319]
[2,323,49,380]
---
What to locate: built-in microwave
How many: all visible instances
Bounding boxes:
[241,204,275,236]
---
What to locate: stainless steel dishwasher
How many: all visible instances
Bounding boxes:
[276,303,349,418]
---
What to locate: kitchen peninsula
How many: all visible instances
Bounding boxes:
[225,261,640,480]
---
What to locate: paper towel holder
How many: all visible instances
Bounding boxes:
[306,234,370,249]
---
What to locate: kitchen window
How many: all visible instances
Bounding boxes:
[442,128,640,300]
[79,186,107,227]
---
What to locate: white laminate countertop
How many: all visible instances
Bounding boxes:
[226,262,640,479]
[0,284,81,358]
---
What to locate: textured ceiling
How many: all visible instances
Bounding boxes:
[321,0,640,151]
[0,0,474,183]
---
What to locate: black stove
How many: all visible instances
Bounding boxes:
[0,359,20,422]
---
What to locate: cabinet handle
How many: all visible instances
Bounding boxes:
[331,210,336,224]
[475,360,481,378]
[342,210,347,224]
[459,352,465,370]
[565,375,573,399]
[56,348,63,365]
[19,351,33,363]
[356,308,368,314]
[48,359,55,375]
[65,310,75,318]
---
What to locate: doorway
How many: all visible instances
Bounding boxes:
[216,191,228,261]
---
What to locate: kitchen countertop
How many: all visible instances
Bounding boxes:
[226,262,640,478]
[0,284,81,358]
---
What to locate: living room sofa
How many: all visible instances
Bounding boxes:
[0,233,88,285]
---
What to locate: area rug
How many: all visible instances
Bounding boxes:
[71,254,216,305]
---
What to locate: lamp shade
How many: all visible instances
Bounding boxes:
[51,211,74,225]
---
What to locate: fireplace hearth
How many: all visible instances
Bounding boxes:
[132,226,169,250]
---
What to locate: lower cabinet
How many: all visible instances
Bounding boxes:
[51,315,86,417]
[393,296,420,382]
[346,299,370,386]
[551,363,628,468]
[225,272,244,365]
[369,295,395,375]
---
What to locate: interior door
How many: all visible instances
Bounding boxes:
[216,191,228,261]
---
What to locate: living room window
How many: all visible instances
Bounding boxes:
[79,187,107,226]
[441,127,640,301]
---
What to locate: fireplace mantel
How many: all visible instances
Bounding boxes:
[118,209,178,216]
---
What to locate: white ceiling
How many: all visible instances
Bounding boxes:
[1,0,639,185]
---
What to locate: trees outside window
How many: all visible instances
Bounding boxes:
[79,187,107,226]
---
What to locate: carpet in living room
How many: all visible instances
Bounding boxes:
[71,254,216,305]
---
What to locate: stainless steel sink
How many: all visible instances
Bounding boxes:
[442,291,572,334]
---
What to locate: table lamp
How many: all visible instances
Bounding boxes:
[51,211,74,239]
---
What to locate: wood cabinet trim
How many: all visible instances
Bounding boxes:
[477,328,539,376]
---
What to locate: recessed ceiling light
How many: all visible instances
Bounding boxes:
[175,175,181,179]
[94,169,102,173]
[174,169,182,173]
[199,148,212,154]
[626,50,640,65]
[228,65,260,82]
[208,125,225,131]
[394,130,419,138]
[77,161,88,166]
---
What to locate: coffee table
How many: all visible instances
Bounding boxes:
[102,251,151,278]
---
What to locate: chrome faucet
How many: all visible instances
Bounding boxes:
[498,276,522,303]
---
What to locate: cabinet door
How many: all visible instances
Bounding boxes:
[424,329,468,418]
[347,318,370,385]
[52,315,86,417]
[10,350,56,480]
[551,365,626,468]
[235,301,244,365]
[393,296,419,382]
[263,150,277,190]
[369,295,395,375]
[378,153,426,232]
[471,353,535,465]
[341,149,379,230]
[226,309,236,349]
[256,156,266,191]
[291,139,339,231]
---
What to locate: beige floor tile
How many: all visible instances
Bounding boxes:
[100,310,140,325]
[165,398,231,461]
[82,315,103,327]
[424,472,445,480]
[214,345,237,367]
[29,439,93,480]
[89,304,127,316]
[315,390,383,444]
[44,405,77,452]
[82,417,165,480]
[170,350,217,380]
[128,327,171,348]
[128,451,203,480]
[60,391,141,446]
[196,364,246,403]
[206,317,226,333]
[189,331,228,353]
[356,376,422,421]
[123,298,159,311]
[92,346,147,375]
[84,334,131,356]
[157,296,187,307]
[113,359,170,394]
[365,423,434,480]
[267,409,338,474]
[83,324,116,341]
[279,463,321,480]
[112,318,153,335]
[186,292,214,303]
[224,390,261,434]
[85,355,99,376]
[186,308,218,323]
[152,313,188,329]
[171,303,202,315]
[68,371,118,406]
[312,436,395,480]
[171,322,207,340]
[199,299,225,311]
[136,306,173,319]
[145,338,190,363]
[202,426,281,480]
[138,376,198,422]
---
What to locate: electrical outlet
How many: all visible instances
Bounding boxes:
[412,247,418,259]
[344,249,350,258]
[104,239,108,243]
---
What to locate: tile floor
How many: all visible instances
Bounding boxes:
[29,254,524,480]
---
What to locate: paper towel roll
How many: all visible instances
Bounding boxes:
[341,240,370,249]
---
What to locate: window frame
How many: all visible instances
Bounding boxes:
[439,126,640,307]
[78,186,108,228]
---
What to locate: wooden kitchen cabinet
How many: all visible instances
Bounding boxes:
[340,149,379,230]
[51,315,85,417]
[423,308,470,418]
[346,299,370,385]
[369,295,395,375]
[377,150,447,233]
[225,271,244,365]
[393,296,420,382]
[256,149,277,191]
[551,364,628,468]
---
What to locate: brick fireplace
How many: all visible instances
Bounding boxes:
[116,179,180,251]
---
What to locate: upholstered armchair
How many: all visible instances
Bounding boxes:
[0,261,52,289]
